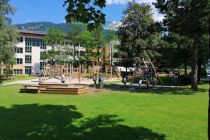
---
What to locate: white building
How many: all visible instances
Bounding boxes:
[6,30,83,75]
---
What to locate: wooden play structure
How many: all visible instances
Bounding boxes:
[20,83,89,95]
[130,58,163,87]
[43,64,116,80]
[105,68,122,79]
[43,64,84,82]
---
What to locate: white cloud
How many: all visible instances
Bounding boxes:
[106,0,154,5]
[106,0,164,21]
[106,0,130,5]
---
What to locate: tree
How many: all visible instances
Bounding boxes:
[0,27,17,64]
[79,26,106,70]
[79,30,95,70]
[0,0,18,76]
[64,0,106,30]
[68,23,87,66]
[117,2,162,70]
[45,29,64,65]
[156,33,192,72]
[154,0,210,90]
[92,26,105,67]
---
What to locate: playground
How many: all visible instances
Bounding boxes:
[1,57,193,95]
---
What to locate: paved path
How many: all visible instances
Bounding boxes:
[1,77,120,86]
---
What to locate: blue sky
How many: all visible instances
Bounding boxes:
[9,0,162,24]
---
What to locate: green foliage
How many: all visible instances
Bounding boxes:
[64,0,106,30]
[68,22,87,37]
[79,30,95,67]
[0,0,15,26]
[0,74,6,83]
[92,26,105,49]
[103,30,117,42]
[154,0,210,89]
[45,29,65,65]
[79,26,106,67]
[45,29,64,48]
[0,0,17,65]
[117,2,163,68]
[157,33,191,69]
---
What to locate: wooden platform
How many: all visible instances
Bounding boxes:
[20,83,89,95]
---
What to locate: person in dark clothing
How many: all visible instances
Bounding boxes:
[93,74,97,88]
[98,75,104,89]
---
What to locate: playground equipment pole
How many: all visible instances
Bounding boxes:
[110,42,113,79]
[208,17,210,140]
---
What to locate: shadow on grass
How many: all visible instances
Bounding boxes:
[0,104,165,140]
[103,84,207,95]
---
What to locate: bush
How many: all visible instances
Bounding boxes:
[159,76,173,85]
[159,76,191,85]
[201,67,207,77]
[179,75,191,85]
[0,74,6,83]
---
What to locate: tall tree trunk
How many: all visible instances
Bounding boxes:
[51,46,55,66]
[103,47,106,71]
[184,65,187,76]
[73,44,76,67]
[191,44,198,90]
[0,61,3,74]
[197,60,201,83]
[208,16,210,140]
[97,48,100,66]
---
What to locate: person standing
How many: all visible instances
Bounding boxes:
[93,74,97,88]
[61,74,66,83]
[98,75,104,89]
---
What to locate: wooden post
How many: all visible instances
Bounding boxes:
[111,66,113,79]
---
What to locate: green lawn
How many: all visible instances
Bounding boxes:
[0,83,208,140]
[0,75,37,84]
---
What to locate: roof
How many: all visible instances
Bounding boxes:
[18,30,46,37]
[17,30,70,39]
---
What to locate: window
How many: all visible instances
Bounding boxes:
[41,44,46,49]
[25,66,32,75]
[25,55,32,63]
[40,62,46,70]
[15,47,23,53]
[64,41,73,46]
[18,37,23,43]
[16,58,23,64]
[25,37,45,47]
[14,69,22,75]
[25,46,32,53]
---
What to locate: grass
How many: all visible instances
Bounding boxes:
[0,75,37,84]
[0,82,208,140]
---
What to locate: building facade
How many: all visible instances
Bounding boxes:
[0,30,117,75]
[8,30,81,75]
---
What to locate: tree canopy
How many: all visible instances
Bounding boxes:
[0,0,17,65]
[45,29,65,65]
[117,2,162,68]
[64,0,106,30]
[154,0,210,90]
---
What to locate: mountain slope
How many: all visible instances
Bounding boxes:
[15,22,86,33]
